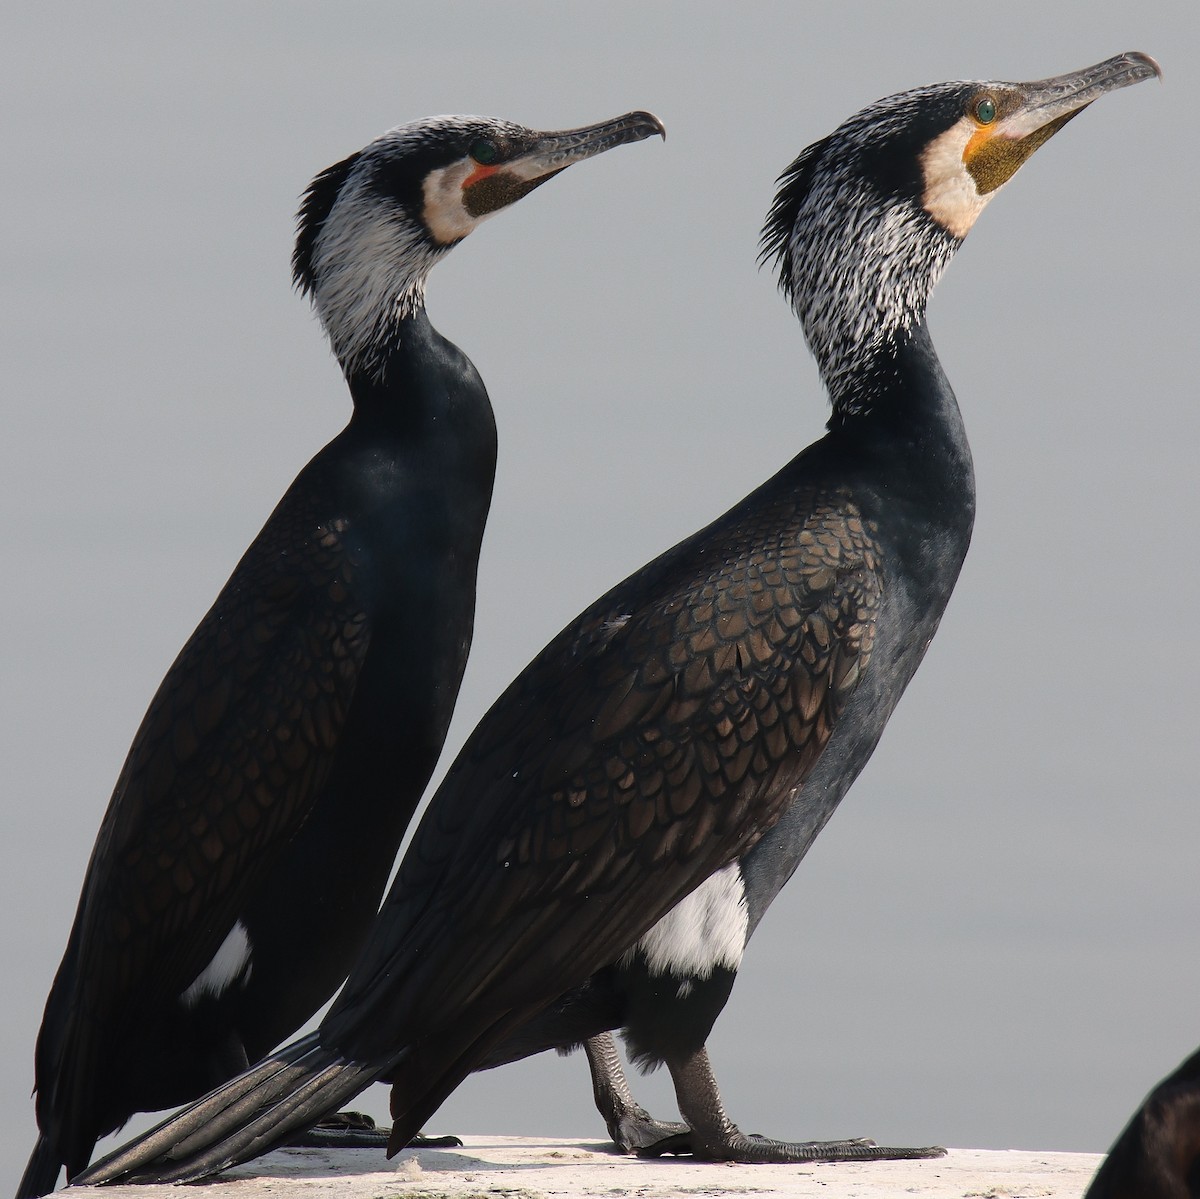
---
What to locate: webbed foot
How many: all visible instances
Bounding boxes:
[656,1044,945,1165]
[407,1132,465,1149]
[639,1130,944,1162]
[289,1110,389,1149]
[609,1106,689,1153]
[288,1111,462,1151]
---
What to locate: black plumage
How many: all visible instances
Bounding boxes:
[17,110,663,1199]
[504,53,1162,1161]
[503,52,1161,1160]
[74,52,1158,1185]
[1085,1045,1200,1199]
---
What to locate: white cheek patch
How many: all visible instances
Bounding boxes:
[624,862,749,980]
[180,920,253,1008]
[422,160,485,244]
[920,116,992,239]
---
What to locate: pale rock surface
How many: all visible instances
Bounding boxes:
[70,1135,1104,1198]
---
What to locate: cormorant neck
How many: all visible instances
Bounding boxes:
[343,307,463,421]
[310,209,449,384]
[827,321,972,490]
[805,212,958,420]
[778,179,960,421]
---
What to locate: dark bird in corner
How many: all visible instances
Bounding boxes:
[1085,1045,1200,1199]
[16,110,663,1199]
[74,51,1157,1186]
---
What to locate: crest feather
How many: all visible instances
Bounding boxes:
[758,135,831,303]
[292,151,363,296]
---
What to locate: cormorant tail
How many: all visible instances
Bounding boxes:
[72,1034,383,1186]
[15,1133,61,1199]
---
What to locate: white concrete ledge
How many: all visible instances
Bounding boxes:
[70,1135,1104,1198]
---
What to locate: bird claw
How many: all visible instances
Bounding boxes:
[407,1133,465,1149]
[288,1110,390,1149]
[287,1111,462,1151]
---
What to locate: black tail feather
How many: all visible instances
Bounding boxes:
[72,1034,385,1186]
[154,1058,377,1184]
[14,1134,61,1199]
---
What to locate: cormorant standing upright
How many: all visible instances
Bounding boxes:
[74,52,1157,1186]
[480,53,1163,1161]
[17,110,664,1199]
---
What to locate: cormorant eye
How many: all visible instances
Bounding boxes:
[470,139,500,165]
[974,96,997,125]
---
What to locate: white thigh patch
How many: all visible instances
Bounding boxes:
[626,863,748,979]
[181,920,253,1008]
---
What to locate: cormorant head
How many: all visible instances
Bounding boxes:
[293,111,665,381]
[761,52,1159,411]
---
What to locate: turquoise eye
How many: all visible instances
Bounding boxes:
[470,139,499,165]
[975,97,997,125]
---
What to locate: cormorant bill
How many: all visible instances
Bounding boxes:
[1084,1045,1200,1199]
[71,51,1157,1187]
[16,110,664,1199]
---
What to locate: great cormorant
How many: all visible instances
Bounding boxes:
[73,52,1157,1185]
[1085,1044,1200,1198]
[16,110,663,1199]
[479,53,1163,1161]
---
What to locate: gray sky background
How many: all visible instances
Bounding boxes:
[2,1,1196,1188]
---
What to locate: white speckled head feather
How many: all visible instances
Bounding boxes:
[761,86,964,415]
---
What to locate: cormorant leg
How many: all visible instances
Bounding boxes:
[638,1044,945,1163]
[583,1033,686,1152]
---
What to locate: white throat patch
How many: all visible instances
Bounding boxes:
[624,862,749,980]
[422,160,490,244]
[920,116,993,239]
[181,920,253,1008]
[309,190,441,377]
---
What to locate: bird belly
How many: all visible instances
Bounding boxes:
[179,921,253,1009]
[621,862,749,982]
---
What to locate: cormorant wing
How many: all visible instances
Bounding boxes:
[325,474,882,1067]
[38,479,373,1135]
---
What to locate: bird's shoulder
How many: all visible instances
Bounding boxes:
[487,479,881,757]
